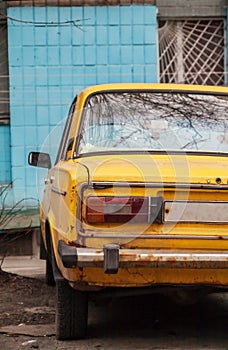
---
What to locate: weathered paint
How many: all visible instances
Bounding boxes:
[39,83,228,288]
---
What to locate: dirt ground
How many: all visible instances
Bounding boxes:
[0,269,228,350]
[0,270,55,349]
[0,270,55,328]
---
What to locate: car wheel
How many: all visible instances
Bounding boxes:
[45,258,55,286]
[56,278,88,340]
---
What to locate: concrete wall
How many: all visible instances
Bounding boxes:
[157,0,227,18]
[7,5,158,207]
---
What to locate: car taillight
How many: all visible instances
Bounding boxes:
[86,196,149,224]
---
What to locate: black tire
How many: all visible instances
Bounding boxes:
[56,278,88,340]
[45,258,55,286]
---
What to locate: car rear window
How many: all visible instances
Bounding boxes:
[77,91,228,155]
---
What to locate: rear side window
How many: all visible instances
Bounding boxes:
[55,98,77,163]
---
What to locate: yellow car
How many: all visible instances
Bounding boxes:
[29,83,228,340]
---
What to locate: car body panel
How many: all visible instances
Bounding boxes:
[36,83,228,289]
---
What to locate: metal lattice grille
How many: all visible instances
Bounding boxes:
[158,20,225,85]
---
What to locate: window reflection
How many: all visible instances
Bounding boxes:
[78,92,228,154]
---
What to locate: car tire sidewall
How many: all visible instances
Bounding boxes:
[55,278,88,340]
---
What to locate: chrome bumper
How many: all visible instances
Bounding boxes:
[58,240,228,274]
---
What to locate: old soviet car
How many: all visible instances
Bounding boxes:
[29,83,228,340]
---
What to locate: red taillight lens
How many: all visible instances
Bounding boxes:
[86,196,149,224]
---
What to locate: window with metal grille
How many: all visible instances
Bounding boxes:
[158,20,225,85]
[0,21,10,125]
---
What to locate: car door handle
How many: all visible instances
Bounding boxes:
[50,175,55,184]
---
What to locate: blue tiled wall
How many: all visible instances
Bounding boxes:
[0,125,11,184]
[7,5,158,205]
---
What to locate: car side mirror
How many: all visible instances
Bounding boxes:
[28,152,51,169]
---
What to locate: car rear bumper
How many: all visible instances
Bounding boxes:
[58,240,228,274]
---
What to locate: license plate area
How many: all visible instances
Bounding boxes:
[164,201,228,223]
